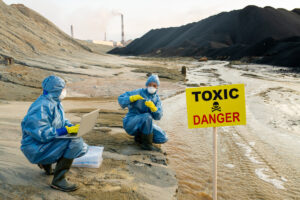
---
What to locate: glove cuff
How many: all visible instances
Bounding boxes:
[129,96,134,102]
[56,127,67,136]
[151,107,158,112]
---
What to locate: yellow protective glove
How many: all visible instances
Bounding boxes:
[65,124,80,134]
[145,100,158,112]
[129,95,144,102]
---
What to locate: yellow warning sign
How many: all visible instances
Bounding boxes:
[186,84,246,128]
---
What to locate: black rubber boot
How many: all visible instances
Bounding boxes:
[50,157,78,192]
[38,164,53,175]
[134,132,142,144]
[141,133,161,152]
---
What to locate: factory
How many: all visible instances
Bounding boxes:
[77,13,131,47]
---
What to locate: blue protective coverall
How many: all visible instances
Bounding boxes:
[20,76,88,165]
[118,83,168,144]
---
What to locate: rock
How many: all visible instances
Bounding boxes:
[199,57,208,62]
[80,65,89,69]
[181,66,187,75]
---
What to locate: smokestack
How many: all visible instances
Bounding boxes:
[104,32,106,41]
[121,14,124,46]
[70,25,74,38]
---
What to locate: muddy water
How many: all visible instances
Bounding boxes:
[158,61,300,200]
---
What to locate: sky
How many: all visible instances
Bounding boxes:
[3,0,300,42]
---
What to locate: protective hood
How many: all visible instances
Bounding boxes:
[42,75,65,100]
[145,74,160,87]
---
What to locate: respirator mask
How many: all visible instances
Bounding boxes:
[59,89,67,100]
[147,87,157,94]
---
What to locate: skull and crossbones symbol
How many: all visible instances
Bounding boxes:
[212,102,221,112]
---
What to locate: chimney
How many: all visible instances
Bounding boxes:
[121,14,124,46]
[70,25,74,38]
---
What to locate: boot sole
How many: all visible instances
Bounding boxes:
[141,146,162,152]
[50,184,79,192]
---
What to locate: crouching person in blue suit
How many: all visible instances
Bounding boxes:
[118,75,168,151]
[21,75,88,192]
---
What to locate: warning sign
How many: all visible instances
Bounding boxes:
[186,84,246,128]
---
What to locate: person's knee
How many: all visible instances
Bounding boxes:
[64,138,88,159]
[68,138,84,152]
[142,113,152,123]
[144,113,153,129]
[124,113,152,134]
[141,113,153,134]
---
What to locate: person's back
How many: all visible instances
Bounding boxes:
[20,75,88,192]
[21,95,62,147]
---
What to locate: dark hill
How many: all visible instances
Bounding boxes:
[109,5,300,68]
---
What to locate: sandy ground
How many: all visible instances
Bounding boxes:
[0,99,178,200]
[1,51,299,200]
[1,2,299,199]
[0,52,195,200]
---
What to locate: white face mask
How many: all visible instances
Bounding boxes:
[147,87,157,94]
[59,89,67,100]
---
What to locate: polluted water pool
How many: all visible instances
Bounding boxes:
[157,61,300,200]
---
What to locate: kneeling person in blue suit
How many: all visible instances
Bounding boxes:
[118,74,168,151]
[21,75,88,192]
